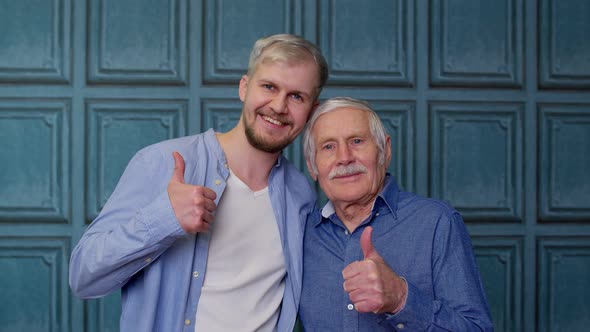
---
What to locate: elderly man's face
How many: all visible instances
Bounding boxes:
[308,107,391,205]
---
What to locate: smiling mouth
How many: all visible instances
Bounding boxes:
[332,172,362,180]
[262,115,285,126]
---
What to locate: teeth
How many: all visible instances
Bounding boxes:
[263,115,284,126]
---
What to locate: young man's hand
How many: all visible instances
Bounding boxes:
[167,152,217,233]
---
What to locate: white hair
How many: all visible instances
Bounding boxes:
[303,97,389,175]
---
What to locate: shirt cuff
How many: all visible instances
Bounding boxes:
[139,190,187,245]
[385,280,432,331]
[384,276,407,322]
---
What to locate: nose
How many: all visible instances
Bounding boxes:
[336,144,353,165]
[269,94,287,114]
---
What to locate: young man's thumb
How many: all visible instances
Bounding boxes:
[170,151,186,183]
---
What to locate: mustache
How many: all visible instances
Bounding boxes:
[328,164,368,180]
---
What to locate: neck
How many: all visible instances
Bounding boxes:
[333,195,377,232]
[217,126,281,191]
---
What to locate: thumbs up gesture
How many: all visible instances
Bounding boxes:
[167,152,218,233]
[342,226,407,314]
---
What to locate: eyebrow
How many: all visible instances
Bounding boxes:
[257,78,314,98]
[291,89,312,98]
[315,130,371,144]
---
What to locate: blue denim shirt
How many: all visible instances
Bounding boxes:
[69,129,316,332]
[300,175,493,331]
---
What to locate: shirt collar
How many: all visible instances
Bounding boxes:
[375,174,399,218]
[320,200,336,218]
[274,154,283,167]
[316,174,399,226]
[205,129,227,165]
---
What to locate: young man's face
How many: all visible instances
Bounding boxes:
[239,58,320,153]
[308,107,391,205]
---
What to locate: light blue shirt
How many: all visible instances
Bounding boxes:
[69,129,316,332]
[299,175,493,331]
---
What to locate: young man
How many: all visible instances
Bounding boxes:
[300,97,493,331]
[69,34,328,332]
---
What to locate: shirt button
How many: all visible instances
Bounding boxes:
[193,271,199,278]
[396,323,405,329]
[344,230,349,235]
[347,303,354,310]
[144,257,152,263]
[376,212,380,216]
[215,179,221,185]
[224,163,228,169]
[185,319,191,325]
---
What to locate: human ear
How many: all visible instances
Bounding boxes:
[238,75,248,102]
[384,135,392,168]
[306,159,318,181]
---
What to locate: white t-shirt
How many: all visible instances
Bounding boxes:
[194,170,286,331]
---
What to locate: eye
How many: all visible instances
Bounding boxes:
[321,143,334,150]
[352,138,363,145]
[262,84,273,90]
[290,93,303,102]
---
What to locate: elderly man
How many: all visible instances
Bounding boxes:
[299,97,493,331]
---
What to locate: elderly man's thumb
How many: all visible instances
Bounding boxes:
[360,226,379,260]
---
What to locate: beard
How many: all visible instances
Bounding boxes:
[243,115,292,153]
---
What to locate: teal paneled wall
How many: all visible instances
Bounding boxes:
[0,0,589,331]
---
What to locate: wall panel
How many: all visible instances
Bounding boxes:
[539,0,590,88]
[538,238,590,331]
[0,0,71,83]
[430,102,523,221]
[0,100,70,223]
[88,0,187,84]
[539,104,590,221]
[0,237,70,332]
[431,0,523,87]
[318,0,414,86]
[86,100,186,221]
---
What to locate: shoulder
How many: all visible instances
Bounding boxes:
[396,190,462,226]
[278,157,317,203]
[392,192,471,249]
[127,132,219,172]
[136,133,209,161]
[115,133,214,185]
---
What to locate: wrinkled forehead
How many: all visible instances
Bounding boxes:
[313,107,370,129]
[311,108,372,140]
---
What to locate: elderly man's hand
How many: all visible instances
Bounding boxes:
[342,226,407,314]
